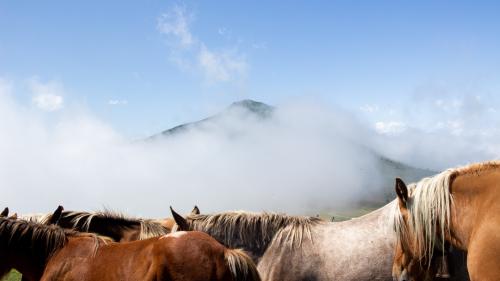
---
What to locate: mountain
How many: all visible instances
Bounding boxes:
[149,100,274,139]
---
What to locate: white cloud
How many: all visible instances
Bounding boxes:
[198,44,247,83]
[157,5,194,48]
[158,5,248,84]
[29,78,64,111]
[374,121,407,135]
[108,99,128,106]
[360,104,379,113]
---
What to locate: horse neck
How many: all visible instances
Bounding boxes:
[448,169,500,249]
[2,248,44,281]
[89,217,139,241]
[60,215,138,241]
[0,225,56,280]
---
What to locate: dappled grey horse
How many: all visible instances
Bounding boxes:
[172,202,468,281]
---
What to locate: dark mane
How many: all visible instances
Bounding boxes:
[186,211,323,258]
[0,217,74,264]
[54,210,168,240]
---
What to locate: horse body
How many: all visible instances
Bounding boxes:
[257,203,395,281]
[446,165,500,281]
[173,204,396,281]
[42,233,232,281]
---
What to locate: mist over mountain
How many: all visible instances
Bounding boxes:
[150,100,274,138]
[150,99,434,207]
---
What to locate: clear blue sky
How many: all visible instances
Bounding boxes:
[1,1,499,137]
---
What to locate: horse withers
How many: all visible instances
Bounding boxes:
[392,161,499,281]
[0,213,261,281]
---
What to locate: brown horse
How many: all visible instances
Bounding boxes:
[26,206,172,242]
[0,215,261,281]
[392,161,500,281]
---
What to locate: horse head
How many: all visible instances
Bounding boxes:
[392,178,451,281]
[170,206,199,231]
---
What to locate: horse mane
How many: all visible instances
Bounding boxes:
[139,219,170,240]
[393,167,457,262]
[48,210,168,240]
[19,213,50,223]
[0,217,73,260]
[186,211,323,255]
[393,160,500,262]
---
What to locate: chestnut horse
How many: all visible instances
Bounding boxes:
[25,206,173,242]
[0,214,261,281]
[393,161,500,281]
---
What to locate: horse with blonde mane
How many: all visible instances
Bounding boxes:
[393,161,500,281]
[0,211,261,281]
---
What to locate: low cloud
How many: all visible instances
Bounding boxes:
[0,81,382,216]
[2,78,500,217]
[374,121,407,135]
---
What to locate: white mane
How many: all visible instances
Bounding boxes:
[393,168,454,261]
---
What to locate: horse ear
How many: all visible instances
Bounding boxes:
[47,205,64,225]
[191,205,200,215]
[8,213,18,220]
[1,207,8,217]
[395,178,408,205]
[170,206,189,231]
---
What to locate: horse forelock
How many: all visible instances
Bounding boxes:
[187,212,322,253]
[393,168,455,263]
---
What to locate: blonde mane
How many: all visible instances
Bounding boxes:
[186,211,323,255]
[393,161,500,261]
[393,168,455,261]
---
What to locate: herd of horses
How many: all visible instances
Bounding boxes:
[1,160,499,281]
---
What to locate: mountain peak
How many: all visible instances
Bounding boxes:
[150,100,274,139]
[227,99,274,117]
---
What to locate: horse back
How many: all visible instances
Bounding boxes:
[42,232,238,281]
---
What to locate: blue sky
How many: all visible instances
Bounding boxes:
[1,0,499,138]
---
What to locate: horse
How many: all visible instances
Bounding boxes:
[24,206,172,242]
[171,204,397,281]
[171,203,471,281]
[392,161,499,281]
[0,214,261,281]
